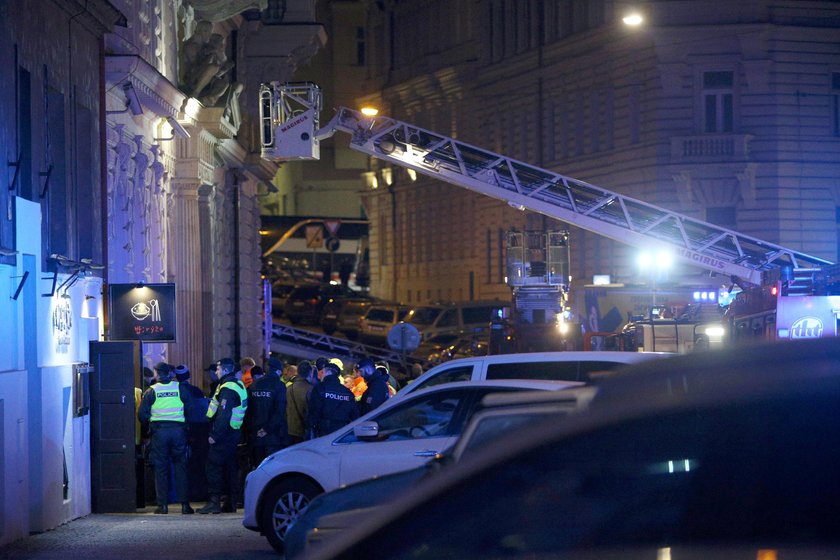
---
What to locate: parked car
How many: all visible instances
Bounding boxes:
[406,300,510,341]
[397,350,668,398]
[357,302,413,346]
[435,336,489,363]
[283,283,358,325]
[285,386,596,559]
[270,280,296,317]
[410,333,463,363]
[321,295,376,338]
[242,379,581,554]
[315,337,840,560]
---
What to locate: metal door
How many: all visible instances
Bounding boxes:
[89,340,140,512]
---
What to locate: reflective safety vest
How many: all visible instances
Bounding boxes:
[150,382,185,423]
[206,380,248,429]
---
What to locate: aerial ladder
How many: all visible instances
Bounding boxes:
[259,82,840,347]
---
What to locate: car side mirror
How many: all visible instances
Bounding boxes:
[354,421,380,440]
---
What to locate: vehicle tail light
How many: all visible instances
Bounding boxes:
[307,297,319,305]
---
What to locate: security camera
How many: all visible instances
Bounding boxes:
[123,82,144,116]
[166,116,190,139]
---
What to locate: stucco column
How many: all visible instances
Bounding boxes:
[167,179,205,374]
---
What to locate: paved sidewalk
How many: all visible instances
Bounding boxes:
[0,506,277,560]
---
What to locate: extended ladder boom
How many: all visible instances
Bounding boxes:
[260,82,832,286]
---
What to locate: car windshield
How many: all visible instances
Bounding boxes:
[408,307,442,326]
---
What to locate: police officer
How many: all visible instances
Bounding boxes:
[198,358,247,514]
[307,361,358,438]
[137,362,195,514]
[243,357,288,469]
[358,358,391,416]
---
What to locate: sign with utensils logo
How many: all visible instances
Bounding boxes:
[789,316,823,339]
[109,283,177,342]
[775,296,840,340]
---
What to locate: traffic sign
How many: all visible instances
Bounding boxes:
[387,322,421,352]
[305,225,324,248]
[324,219,341,236]
[325,236,341,253]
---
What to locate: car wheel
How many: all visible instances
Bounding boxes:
[261,478,322,554]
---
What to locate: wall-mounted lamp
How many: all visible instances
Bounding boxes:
[107,81,145,116]
[81,295,98,319]
[154,116,191,141]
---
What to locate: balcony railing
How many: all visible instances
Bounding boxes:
[670,134,753,163]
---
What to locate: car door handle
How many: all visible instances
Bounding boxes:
[414,450,438,457]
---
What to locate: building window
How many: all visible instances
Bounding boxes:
[832,72,840,136]
[707,206,737,229]
[356,27,366,66]
[703,71,734,133]
[836,207,840,263]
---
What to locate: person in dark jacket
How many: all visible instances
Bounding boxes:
[287,360,315,443]
[173,364,210,503]
[137,362,196,514]
[358,358,391,416]
[198,358,247,514]
[243,357,287,469]
[307,362,358,438]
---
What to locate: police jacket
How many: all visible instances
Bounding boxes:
[243,373,288,447]
[308,374,358,438]
[359,371,391,416]
[137,382,194,432]
[286,375,313,439]
[207,372,247,440]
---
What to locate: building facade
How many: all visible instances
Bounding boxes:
[352,0,840,307]
[0,0,324,545]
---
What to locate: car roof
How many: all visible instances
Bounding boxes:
[404,350,669,390]
[392,378,586,397]
[313,337,840,559]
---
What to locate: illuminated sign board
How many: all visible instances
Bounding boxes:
[108,283,177,342]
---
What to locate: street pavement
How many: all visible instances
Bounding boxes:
[0,505,277,560]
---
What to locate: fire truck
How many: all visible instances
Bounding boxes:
[258,82,840,352]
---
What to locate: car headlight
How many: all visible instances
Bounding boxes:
[704,326,725,337]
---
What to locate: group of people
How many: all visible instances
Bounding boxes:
[136,353,407,515]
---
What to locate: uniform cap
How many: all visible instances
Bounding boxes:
[323,362,341,377]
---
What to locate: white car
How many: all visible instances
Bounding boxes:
[242,379,581,554]
[399,350,668,398]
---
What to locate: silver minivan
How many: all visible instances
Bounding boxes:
[406,301,509,341]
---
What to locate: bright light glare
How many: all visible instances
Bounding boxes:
[637,252,653,269]
[360,106,379,116]
[656,250,672,270]
[705,326,725,337]
[623,13,643,26]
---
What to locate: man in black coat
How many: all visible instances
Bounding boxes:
[243,357,288,469]
[308,362,358,438]
[173,364,210,502]
[358,358,391,416]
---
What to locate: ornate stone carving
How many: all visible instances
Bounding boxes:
[180,20,239,106]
